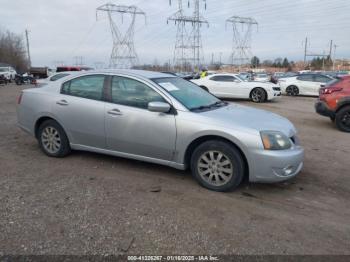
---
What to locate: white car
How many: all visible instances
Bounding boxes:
[0,66,17,81]
[279,73,334,96]
[254,73,270,82]
[191,74,281,103]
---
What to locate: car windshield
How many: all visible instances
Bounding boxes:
[0,68,7,72]
[152,77,223,111]
[236,75,246,81]
[257,74,267,77]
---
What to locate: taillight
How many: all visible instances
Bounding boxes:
[321,87,343,95]
[17,92,23,104]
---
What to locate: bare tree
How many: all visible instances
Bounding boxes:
[0,29,29,73]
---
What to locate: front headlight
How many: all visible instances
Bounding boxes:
[260,131,292,150]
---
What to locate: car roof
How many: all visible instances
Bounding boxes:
[84,69,176,79]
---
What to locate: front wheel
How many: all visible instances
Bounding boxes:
[191,140,245,192]
[38,120,71,157]
[286,85,299,96]
[250,87,266,103]
[335,106,350,132]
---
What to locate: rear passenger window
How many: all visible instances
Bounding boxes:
[111,76,165,109]
[297,75,313,81]
[61,75,105,101]
[314,75,331,83]
[210,75,235,82]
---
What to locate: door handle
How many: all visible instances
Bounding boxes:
[107,109,123,116]
[56,100,68,106]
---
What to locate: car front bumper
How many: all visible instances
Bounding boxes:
[248,146,304,183]
[315,100,335,118]
[268,90,282,100]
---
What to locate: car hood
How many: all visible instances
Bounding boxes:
[200,103,296,137]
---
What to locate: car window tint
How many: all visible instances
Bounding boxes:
[297,74,313,81]
[51,73,69,81]
[314,75,331,83]
[111,76,165,109]
[210,75,235,82]
[61,75,105,100]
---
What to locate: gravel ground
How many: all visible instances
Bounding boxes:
[1,84,350,255]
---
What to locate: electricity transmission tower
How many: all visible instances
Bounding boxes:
[226,16,258,68]
[96,3,146,69]
[303,37,334,70]
[168,0,208,71]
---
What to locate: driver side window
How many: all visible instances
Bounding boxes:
[111,76,165,109]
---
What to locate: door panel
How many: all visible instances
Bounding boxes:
[105,75,176,161]
[52,75,106,148]
[105,104,176,160]
[53,95,106,148]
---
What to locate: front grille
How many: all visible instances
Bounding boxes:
[273,87,281,91]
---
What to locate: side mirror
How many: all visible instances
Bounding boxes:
[148,102,171,113]
[320,84,325,88]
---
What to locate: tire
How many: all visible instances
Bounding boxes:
[200,85,209,92]
[286,85,299,96]
[190,140,245,192]
[38,120,71,157]
[335,106,350,132]
[250,87,266,103]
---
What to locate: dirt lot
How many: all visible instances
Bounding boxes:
[1,83,350,255]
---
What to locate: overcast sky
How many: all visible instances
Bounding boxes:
[1,0,349,68]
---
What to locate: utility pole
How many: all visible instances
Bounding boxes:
[96,3,146,69]
[333,44,338,71]
[211,53,214,65]
[329,40,333,58]
[25,29,31,67]
[303,37,308,66]
[226,16,258,70]
[322,51,325,71]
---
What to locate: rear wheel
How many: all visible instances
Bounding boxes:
[286,85,299,96]
[38,120,71,157]
[250,87,266,103]
[335,106,350,132]
[191,140,244,192]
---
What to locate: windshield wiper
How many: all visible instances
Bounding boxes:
[190,101,227,111]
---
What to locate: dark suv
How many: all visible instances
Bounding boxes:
[315,75,350,132]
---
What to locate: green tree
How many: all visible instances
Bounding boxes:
[282,58,289,68]
[251,56,260,68]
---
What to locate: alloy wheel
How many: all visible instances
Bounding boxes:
[251,89,263,102]
[197,150,233,186]
[286,86,298,96]
[41,126,61,154]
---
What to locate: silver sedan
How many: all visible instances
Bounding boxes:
[17,70,304,192]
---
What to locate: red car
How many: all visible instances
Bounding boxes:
[315,75,350,132]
